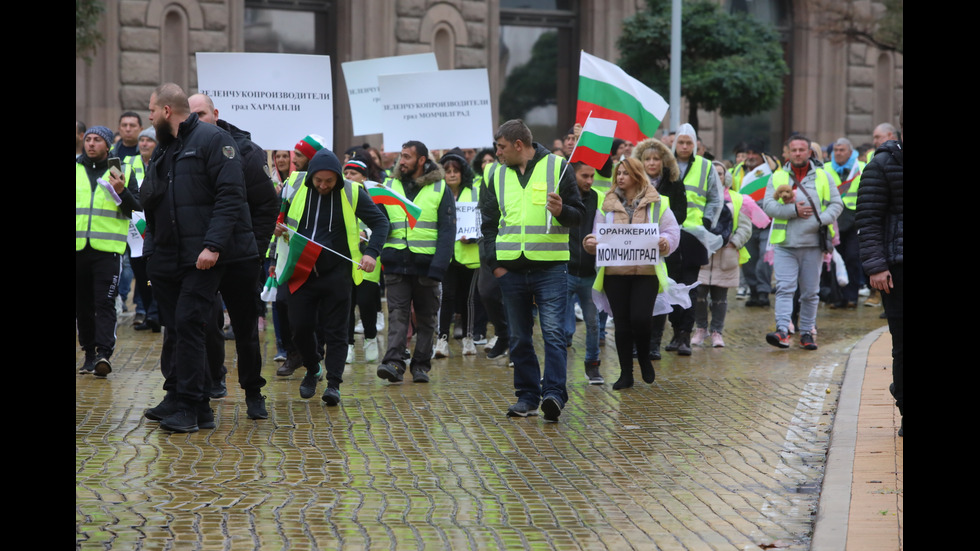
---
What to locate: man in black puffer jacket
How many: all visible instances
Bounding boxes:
[141,83,258,433]
[856,111,903,436]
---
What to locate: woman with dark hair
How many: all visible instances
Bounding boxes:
[583,158,679,389]
[433,148,483,357]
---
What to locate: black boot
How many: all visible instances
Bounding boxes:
[612,367,634,390]
[676,330,692,356]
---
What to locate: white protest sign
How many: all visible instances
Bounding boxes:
[455,201,481,240]
[378,69,493,150]
[196,52,333,150]
[342,53,438,136]
[127,213,145,257]
[594,223,660,267]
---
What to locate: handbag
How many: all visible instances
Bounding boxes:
[796,182,833,253]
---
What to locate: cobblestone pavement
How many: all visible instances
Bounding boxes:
[76,293,886,550]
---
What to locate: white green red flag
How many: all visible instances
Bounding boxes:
[568,117,618,169]
[577,51,669,144]
[739,162,773,202]
[277,230,323,293]
[364,181,422,228]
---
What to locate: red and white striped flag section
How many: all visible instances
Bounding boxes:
[576,51,669,144]
[568,116,618,170]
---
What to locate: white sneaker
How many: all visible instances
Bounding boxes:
[345,344,355,364]
[376,312,385,331]
[354,320,364,334]
[858,286,871,297]
[484,335,498,352]
[691,328,707,346]
[574,302,584,321]
[433,335,450,359]
[462,337,477,356]
[363,337,379,362]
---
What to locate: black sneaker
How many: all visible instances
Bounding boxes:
[79,351,96,374]
[299,364,323,399]
[412,368,430,383]
[506,401,539,418]
[664,338,680,352]
[245,393,268,420]
[321,386,341,406]
[145,392,179,421]
[799,332,818,350]
[197,401,216,430]
[160,404,200,433]
[93,355,112,378]
[584,360,604,385]
[377,363,404,383]
[486,339,509,359]
[209,376,228,399]
[766,329,791,349]
[541,397,562,423]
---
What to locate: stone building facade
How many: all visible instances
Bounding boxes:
[76,0,902,158]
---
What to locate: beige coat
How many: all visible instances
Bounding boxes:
[583,181,678,276]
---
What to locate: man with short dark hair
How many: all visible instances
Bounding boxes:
[565,161,602,384]
[76,125,141,376]
[376,140,456,384]
[141,83,258,433]
[762,135,842,350]
[189,93,279,418]
[111,111,143,162]
[480,119,584,422]
[731,140,776,307]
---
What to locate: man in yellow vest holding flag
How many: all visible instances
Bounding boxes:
[76,125,141,376]
[376,141,456,385]
[762,135,842,350]
[480,119,585,423]
[275,148,388,405]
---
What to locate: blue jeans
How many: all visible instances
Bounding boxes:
[497,264,568,407]
[565,274,599,362]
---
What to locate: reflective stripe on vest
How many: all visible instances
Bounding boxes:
[282,171,308,228]
[824,161,864,210]
[286,179,364,285]
[75,163,131,254]
[454,185,480,268]
[383,178,446,254]
[682,156,712,227]
[593,196,671,292]
[127,156,146,186]
[769,168,836,244]
[493,154,569,261]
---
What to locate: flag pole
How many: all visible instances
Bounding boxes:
[284,227,365,269]
[549,110,593,233]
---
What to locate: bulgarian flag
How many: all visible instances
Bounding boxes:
[568,117,618,169]
[577,51,669,144]
[277,229,323,293]
[738,163,773,202]
[364,181,422,228]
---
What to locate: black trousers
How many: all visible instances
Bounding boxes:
[881,263,903,416]
[605,275,658,376]
[206,260,267,392]
[288,264,352,388]
[75,247,120,358]
[150,257,225,402]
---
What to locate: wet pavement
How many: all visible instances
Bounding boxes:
[76,292,889,550]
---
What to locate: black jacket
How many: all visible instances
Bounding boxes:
[568,186,599,277]
[142,113,258,267]
[216,119,279,259]
[857,140,903,275]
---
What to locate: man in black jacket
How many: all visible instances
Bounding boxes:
[141,83,258,433]
[857,111,903,436]
[189,93,279,419]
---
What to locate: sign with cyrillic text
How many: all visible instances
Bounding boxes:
[342,54,438,136]
[455,202,481,240]
[378,69,493,150]
[196,52,333,150]
[594,223,660,267]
